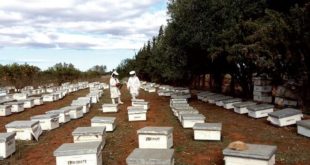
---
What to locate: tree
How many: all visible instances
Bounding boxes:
[116,0,310,100]
[46,63,81,85]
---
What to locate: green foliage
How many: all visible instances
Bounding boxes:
[85,65,107,79]
[116,0,310,97]
[46,63,81,85]
[0,63,40,88]
[0,63,107,88]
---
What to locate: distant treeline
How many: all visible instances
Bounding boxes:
[116,0,309,97]
[0,63,107,88]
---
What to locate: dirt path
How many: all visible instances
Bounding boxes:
[1,81,310,165]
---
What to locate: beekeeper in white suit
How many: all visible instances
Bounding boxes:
[127,71,141,100]
[110,71,123,104]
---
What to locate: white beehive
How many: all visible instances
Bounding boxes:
[177,109,199,122]
[267,108,303,127]
[128,107,147,121]
[126,148,174,165]
[46,87,57,93]
[297,120,310,137]
[30,114,59,131]
[0,105,12,116]
[171,102,190,108]
[207,95,226,104]
[171,104,192,116]
[5,120,42,141]
[164,91,174,96]
[215,96,234,106]
[12,93,28,100]
[223,144,277,165]
[72,127,106,146]
[58,90,68,98]
[28,90,36,95]
[197,91,214,101]
[222,98,242,109]
[0,132,16,159]
[38,88,46,94]
[89,89,103,97]
[71,100,90,114]
[42,94,55,102]
[71,105,84,119]
[132,101,149,110]
[157,90,168,96]
[169,99,187,108]
[19,99,35,108]
[30,97,43,105]
[60,106,83,119]
[53,141,103,165]
[171,105,193,115]
[247,104,274,118]
[200,93,218,102]
[193,123,222,141]
[181,114,205,128]
[46,109,71,124]
[4,102,24,113]
[91,116,116,132]
[87,94,99,104]
[76,97,92,106]
[102,104,118,113]
[253,81,272,103]
[131,99,145,102]
[148,87,156,93]
[171,93,191,99]
[253,95,272,103]
[0,89,7,97]
[52,93,61,101]
[137,127,173,149]
[174,87,190,93]
[0,98,15,104]
[233,101,257,114]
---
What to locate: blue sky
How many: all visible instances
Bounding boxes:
[0,0,168,71]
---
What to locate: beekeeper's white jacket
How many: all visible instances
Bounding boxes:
[127,76,141,97]
[110,77,121,99]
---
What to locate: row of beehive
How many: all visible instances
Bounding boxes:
[102,99,150,122]
[0,84,104,160]
[53,85,121,165]
[127,96,174,165]
[54,116,175,164]
[197,91,308,135]
[101,88,175,165]
[156,85,191,98]
[196,90,310,165]
[53,116,109,165]
[148,82,277,165]
[170,98,222,141]
[0,82,90,116]
[152,83,278,165]
[252,77,298,106]
[163,86,278,165]
[140,81,157,93]
[126,126,175,165]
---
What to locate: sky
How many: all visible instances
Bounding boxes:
[0,0,168,71]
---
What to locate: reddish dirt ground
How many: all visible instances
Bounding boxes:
[1,78,310,165]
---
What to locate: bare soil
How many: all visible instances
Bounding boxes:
[0,78,309,165]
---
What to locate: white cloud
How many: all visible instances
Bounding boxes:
[0,0,168,50]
